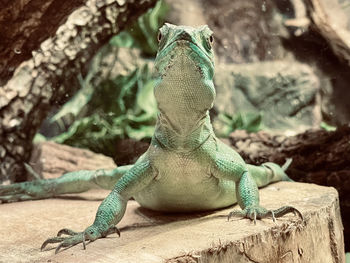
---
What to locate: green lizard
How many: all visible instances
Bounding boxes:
[0,23,302,254]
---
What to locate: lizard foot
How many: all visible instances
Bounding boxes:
[0,180,55,203]
[41,225,120,254]
[227,205,303,224]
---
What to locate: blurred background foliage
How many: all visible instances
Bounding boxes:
[34,0,263,159]
[35,0,167,158]
[215,112,263,137]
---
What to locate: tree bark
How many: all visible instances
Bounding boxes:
[304,0,350,66]
[0,0,157,183]
[29,141,116,180]
[0,0,84,85]
[229,125,350,250]
[0,183,344,262]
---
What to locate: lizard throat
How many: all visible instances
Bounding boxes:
[154,112,214,152]
[154,44,216,131]
[153,37,216,151]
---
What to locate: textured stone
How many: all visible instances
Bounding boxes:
[214,61,321,134]
[0,182,344,262]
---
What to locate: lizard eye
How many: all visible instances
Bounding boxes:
[205,34,214,50]
[157,32,162,42]
[209,35,214,45]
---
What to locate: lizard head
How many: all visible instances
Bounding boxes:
[153,24,216,128]
[154,23,215,80]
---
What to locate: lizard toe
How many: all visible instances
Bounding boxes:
[228,205,279,224]
[272,206,303,221]
[57,228,79,237]
[41,231,85,253]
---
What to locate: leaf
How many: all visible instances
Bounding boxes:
[109,0,169,56]
[40,1,167,158]
[216,112,263,137]
[125,125,155,141]
[241,112,262,132]
[33,133,47,143]
[136,79,157,117]
[109,31,135,48]
[50,74,93,123]
[49,43,110,125]
[320,121,336,131]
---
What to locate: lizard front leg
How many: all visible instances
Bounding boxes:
[0,165,132,203]
[41,155,155,253]
[211,141,302,223]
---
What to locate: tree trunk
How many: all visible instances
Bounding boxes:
[0,183,344,262]
[0,0,157,183]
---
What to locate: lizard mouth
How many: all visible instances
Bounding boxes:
[157,39,213,62]
[161,38,212,61]
[155,39,214,78]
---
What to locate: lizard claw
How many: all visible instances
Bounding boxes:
[227,205,302,223]
[41,232,85,253]
[41,225,121,253]
[227,209,245,221]
[228,206,263,224]
[273,205,303,221]
[57,228,78,236]
[41,236,66,251]
[103,226,121,237]
[271,210,276,223]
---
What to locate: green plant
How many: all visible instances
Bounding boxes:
[216,112,263,137]
[51,64,157,158]
[34,0,168,158]
[320,121,336,132]
[109,0,168,56]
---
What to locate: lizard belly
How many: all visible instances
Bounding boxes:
[133,149,236,212]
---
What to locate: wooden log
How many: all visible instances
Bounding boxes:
[304,0,350,65]
[229,125,350,251]
[28,141,116,180]
[0,183,344,262]
[0,0,157,183]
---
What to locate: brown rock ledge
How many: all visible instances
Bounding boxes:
[0,182,344,263]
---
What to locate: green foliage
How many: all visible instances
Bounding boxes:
[52,65,157,157]
[36,0,169,158]
[36,0,267,159]
[216,112,263,137]
[320,121,336,132]
[110,0,169,56]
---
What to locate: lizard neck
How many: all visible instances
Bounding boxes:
[153,47,215,140]
[152,27,216,152]
[153,112,214,152]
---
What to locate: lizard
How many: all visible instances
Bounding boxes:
[0,23,302,254]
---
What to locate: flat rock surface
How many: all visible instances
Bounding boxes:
[0,182,344,263]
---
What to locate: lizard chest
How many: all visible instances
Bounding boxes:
[133,147,224,211]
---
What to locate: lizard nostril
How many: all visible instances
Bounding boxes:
[178,31,192,42]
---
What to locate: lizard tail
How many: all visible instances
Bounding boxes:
[281,158,294,182]
[262,158,294,182]
[281,158,293,171]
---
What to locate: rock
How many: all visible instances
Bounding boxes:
[166,0,290,64]
[28,141,116,180]
[165,0,206,26]
[0,182,344,262]
[75,53,322,135]
[214,61,321,134]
